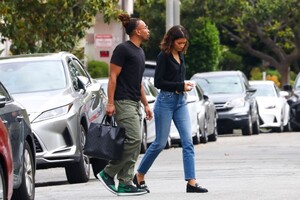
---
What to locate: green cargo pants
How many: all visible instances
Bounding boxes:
[104,100,142,185]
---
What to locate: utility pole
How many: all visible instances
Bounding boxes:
[166,0,180,32]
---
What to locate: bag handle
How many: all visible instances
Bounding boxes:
[100,114,117,126]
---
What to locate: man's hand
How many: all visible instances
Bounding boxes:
[106,104,115,116]
[144,105,153,120]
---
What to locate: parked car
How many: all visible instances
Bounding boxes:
[97,77,158,153]
[249,80,290,132]
[141,77,157,151]
[191,71,260,136]
[0,119,13,200]
[282,72,300,131]
[169,81,218,145]
[144,60,156,78]
[0,81,36,200]
[0,52,107,183]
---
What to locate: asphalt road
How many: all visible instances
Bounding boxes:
[35,131,300,200]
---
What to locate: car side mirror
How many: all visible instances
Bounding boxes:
[283,84,293,92]
[77,76,87,94]
[247,87,257,93]
[147,96,155,104]
[203,94,209,101]
[279,91,289,97]
[0,95,6,108]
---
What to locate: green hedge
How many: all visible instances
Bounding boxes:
[87,60,109,78]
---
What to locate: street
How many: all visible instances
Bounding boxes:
[35,132,300,200]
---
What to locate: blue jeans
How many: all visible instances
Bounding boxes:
[137,91,195,180]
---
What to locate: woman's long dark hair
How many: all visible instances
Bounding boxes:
[160,25,189,54]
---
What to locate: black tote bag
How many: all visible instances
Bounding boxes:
[84,115,125,160]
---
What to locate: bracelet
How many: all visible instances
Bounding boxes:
[107,103,114,106]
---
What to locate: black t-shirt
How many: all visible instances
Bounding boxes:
[111,41,145,102]
[154,51,185,92]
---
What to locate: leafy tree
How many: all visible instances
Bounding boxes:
[201,0,300,86]
[219,47,244,71]
[135,0,221,77]
[184,19,221,78]
[134,0,165,60]
[0,0,121,55]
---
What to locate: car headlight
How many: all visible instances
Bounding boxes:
[33,104,73,122]
[225,97,245,108]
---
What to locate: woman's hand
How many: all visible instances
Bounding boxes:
[184,81,194,92]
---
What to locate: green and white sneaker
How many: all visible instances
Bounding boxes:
[97,170,117,195]
[117,183,148,196]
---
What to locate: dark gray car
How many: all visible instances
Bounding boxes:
[0,52,107,183]
[191,71,259,135]
[0,81,36,200]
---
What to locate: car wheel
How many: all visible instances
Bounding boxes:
[252,115,260,135]
[284,120,292,132]
[193,132,200,144]
[165,136,172,149]
[0,165,7,200]
[200,132,208,143]
[208,114,218,142]
[65,124,90,184]
[200,116,208,143]
[272,122,284,133]
[90,158,108,179]
[242,114,253,136]
[12,141,35,200]
[140,121,148,154]
[193,119,201,144]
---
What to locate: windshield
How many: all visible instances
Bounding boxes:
[251,84,276,97]
[194,76,243,94]
[0,60,66,93]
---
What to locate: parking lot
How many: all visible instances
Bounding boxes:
[35,131,300,200]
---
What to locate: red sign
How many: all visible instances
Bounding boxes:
[95,34,113,48]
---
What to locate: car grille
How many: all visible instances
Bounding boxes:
[33,134,43,153]
[214,102,232,111]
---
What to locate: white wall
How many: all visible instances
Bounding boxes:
[84,0,134,64]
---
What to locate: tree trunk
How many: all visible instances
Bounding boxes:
[278,64,290,88]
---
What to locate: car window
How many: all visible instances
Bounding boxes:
[195,86,203,100]
[251,84,276,97]
[67,58,91,90]
[0,61,66,93]
[195,76,243,94]
[0,83,11,101]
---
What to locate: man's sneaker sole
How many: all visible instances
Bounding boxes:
[117,190,148,196]
[97,173,117,195]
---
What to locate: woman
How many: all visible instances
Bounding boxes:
[133,25,208,193]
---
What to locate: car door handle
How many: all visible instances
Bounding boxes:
[16,116,24,123]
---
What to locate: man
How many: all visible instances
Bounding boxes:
[97,13,152,196]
